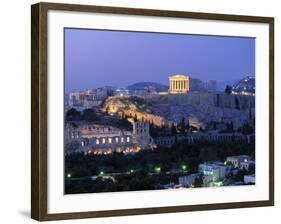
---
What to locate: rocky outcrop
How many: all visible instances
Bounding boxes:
[167,92,255,110]
[103,96,166,127]
[102,92,255,129]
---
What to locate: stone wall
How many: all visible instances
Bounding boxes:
[103,92,255,129]
[167,92,255,110]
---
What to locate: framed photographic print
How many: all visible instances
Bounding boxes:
[31,2,274,221]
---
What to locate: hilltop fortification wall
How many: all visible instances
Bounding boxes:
[144,92,255,110]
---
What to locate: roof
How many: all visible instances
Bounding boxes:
[227,155,249,159]
[169,74,189,79]
[199,162,225,169]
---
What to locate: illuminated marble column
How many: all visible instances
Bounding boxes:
[169,75,190,94]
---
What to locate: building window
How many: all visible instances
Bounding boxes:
[127,137,130,143]
[121,137,124,143]
[96,139,99,145]
[115,137,119,143]
[102,138,106,144]
[108,138,112,144]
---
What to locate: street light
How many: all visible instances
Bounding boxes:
[67,173,72,178]
[154,167,161,173]
[181,164,187,171]
[99,171,104,176]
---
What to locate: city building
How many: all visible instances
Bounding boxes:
[189,78,217,92]
[178,173,200,187]
[65,121,154,154]
[189,78,203,91]
[239,160,255,171]
[226,155,250,168]
[132,121,154,148]
[65,123,122,142]
[199,162,231,187]
[244,174,255,184]
[81,131,135,155]
[115,88,129,97]
[204,80,217,91]
[169,74,190,94]
[69,91,84,107]
[154,136,176,147]
[154,133,254,148]
[68,87,115,108]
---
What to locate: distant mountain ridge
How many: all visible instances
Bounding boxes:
[127,82,169,92]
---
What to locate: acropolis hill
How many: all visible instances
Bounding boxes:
[68,74,255,130]
[65,75,256,165]
[103,90,254,129]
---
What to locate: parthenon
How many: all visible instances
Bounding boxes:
[169,74,190,94]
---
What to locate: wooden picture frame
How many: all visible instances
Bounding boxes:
[31,2,274,221]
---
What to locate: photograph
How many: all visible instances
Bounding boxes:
[64,28,256,194]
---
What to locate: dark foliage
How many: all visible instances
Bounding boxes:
[82,108,98,121]
[65,140,255,194]
[66,108,81,121]
[240,122,254,135]
[224,85,232,94]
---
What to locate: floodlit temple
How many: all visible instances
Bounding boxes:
[169,74,190,94]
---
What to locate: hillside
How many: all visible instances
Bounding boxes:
[127,82,168,92]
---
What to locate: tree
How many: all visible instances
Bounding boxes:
[235,96,240,110]
[67,108,80,116]
[66,108,81,120]
[199,147,218,162]
[224,85,232,94]
[249,101,252,120]
[193,175,203,187]
[171,123,177,135]
[189,125,198,132]
[186,119,190,131]
[180,117,186,133]
[82,108,97,121]
[121,112,125,119]
[105,107,110,113]
[241,122,254,135]
[225,121,234,132]
[233,169,248,181]
[65,139,255,194]
[117,117,131,129]
[134,114,138,122]
[213,122,217,131]
[230,121,234,132]
[149,122,160,138]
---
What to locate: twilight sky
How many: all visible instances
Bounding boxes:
[64,28,255,93]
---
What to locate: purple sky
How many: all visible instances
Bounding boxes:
[64,28,255,93]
